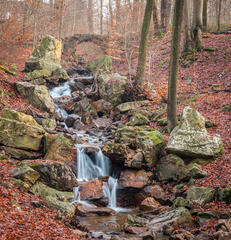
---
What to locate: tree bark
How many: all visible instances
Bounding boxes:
[192,0,203,51]
[167,0,184,132]
[161,0,167,32]
[58,0,64,40]
[203,0,208,31]
[135,0,154,87]
[116,0,121,24]
[217,0,222,32]
[88,0,93,33]
[153,0,160,36]
[100,0,103,34]
[183,0,193,52]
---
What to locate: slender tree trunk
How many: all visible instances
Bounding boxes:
[33,12,38,50]
[203,0,208,31]
[167,0,184,132]
[72,0,78,35]
[153,0,160,36]
[217,0,222,32]
[135,0,154,87]
[116,0,121,25]
[88,0,93,33]
[100,0,103,34]
[183,0,193,52]
[58,0,64,40]
[161,0,167,32]
[109,0,113,28]
[192,0,203,51]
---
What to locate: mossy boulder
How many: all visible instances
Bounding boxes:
[98,73,127,107]
[31,162,78,191]
[12,163,40,190]
[87,55,113,75]
[74,97,97,116]
[187,186,215,205]
[0,109,45,151]
[173,197,193,210]
[30,181,75,216]
[16,82,55,113]
[42,118,56,131]
[128,113,150,126]
[44,134,74,162]
[167,107,223,159]
[25,35,68,83]
[114,126,138,148]
[116,101,150,113]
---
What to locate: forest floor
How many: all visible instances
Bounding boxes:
[0,32,231,238]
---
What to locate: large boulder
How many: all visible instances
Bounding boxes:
[0,109,45,151]
[43,134,74,162]
[30,181,75,216]
[98,73,127,106]
[87,55,113,75]
[25,35,68,83]
[74,97,97,116]
[114,126,138,148]
[166,106,223,158]
[16,82,55,113]
[31,162,78,191]
[116,101,150,113]
[128,113,150,126]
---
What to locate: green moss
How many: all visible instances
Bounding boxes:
[0,65,16,76]
[203,48,215,52]
[0,155,8,160]
[158,58,168,68]
[88,55,113,75]
[224,188,231,204]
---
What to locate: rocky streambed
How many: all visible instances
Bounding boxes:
[1,35,231,240]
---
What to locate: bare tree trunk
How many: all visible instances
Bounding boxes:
[153,0,160,36]
[135,0,154,87]
[167,0,184,132]
[192,0,203,51]
[33,12,38,50]
[183,0,193,52]
[58,0,64,40]
[109,0,113,27]
[88,0,93,33]
[116,0,121,25]
[100,0,103,34]
[72,0,78,35]
[203,0,208,31]
[161,0,167,32]
[217,0,222,32]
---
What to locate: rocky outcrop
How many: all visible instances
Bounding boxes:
[16,82,55,113]
[119,170,151,189]
[43,134,74,162]
[166,106,223,158]
[30,181,75,216]
[98,73,127,106]
[25,35,68,83]
[0,108,45,151]
[31,162,78,191]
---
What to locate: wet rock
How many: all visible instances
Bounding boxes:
[187,186,215,205]
[92,99,113,115]
[16,82,55,113]
[119,170,151,189]
[98,73,127,106]
[140,197,161,211]
[42,118,56,131]
[31,162,78,191]
[143,185,172,205]
[2,146,42,160]
[73,120,85,130]
[128,113,150,126]
[78,179,103,200]
[65,114,81,128]
[92,197,109,207]
[116,101,150,113]
[125,151,144,169]
[25,35,68,83]
[173,197,193,210]
[125,226,148,235]
[75,202,115,216]
[103,142,128,165]
[0,108,45,151]
[166,106,223,158]
[93,118,112,129]
[148,207,193,232]
[136,130,164,168]
[30,181,75,215]
[69,81,85,92]
[12,163,40,190]
[44,134,74,161]
[74,97,97,116]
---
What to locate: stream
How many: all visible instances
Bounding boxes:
[49,77,135,239]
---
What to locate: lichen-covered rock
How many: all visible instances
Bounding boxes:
[187,186,215,205]
[166,107,223,158]
[30,181,75,216]
[98,73,127,106]
[74,97,97,116]
[25,35,68,83]
[31,162,78,191]
[2,146,42,160]
[114,126,138,148]
[136,130,164,167]
[0,109,45,151]
[173,197,194,210]
[116,101,150,113]
[12,163,40,189]
[119,170,151,189]
[128,113,150,126]
[88,55,113,75]
[42,118,56,131]
[16,82,55,113]
[44,134,74,162]
[92,99,113,115]
[187,163,207,179]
